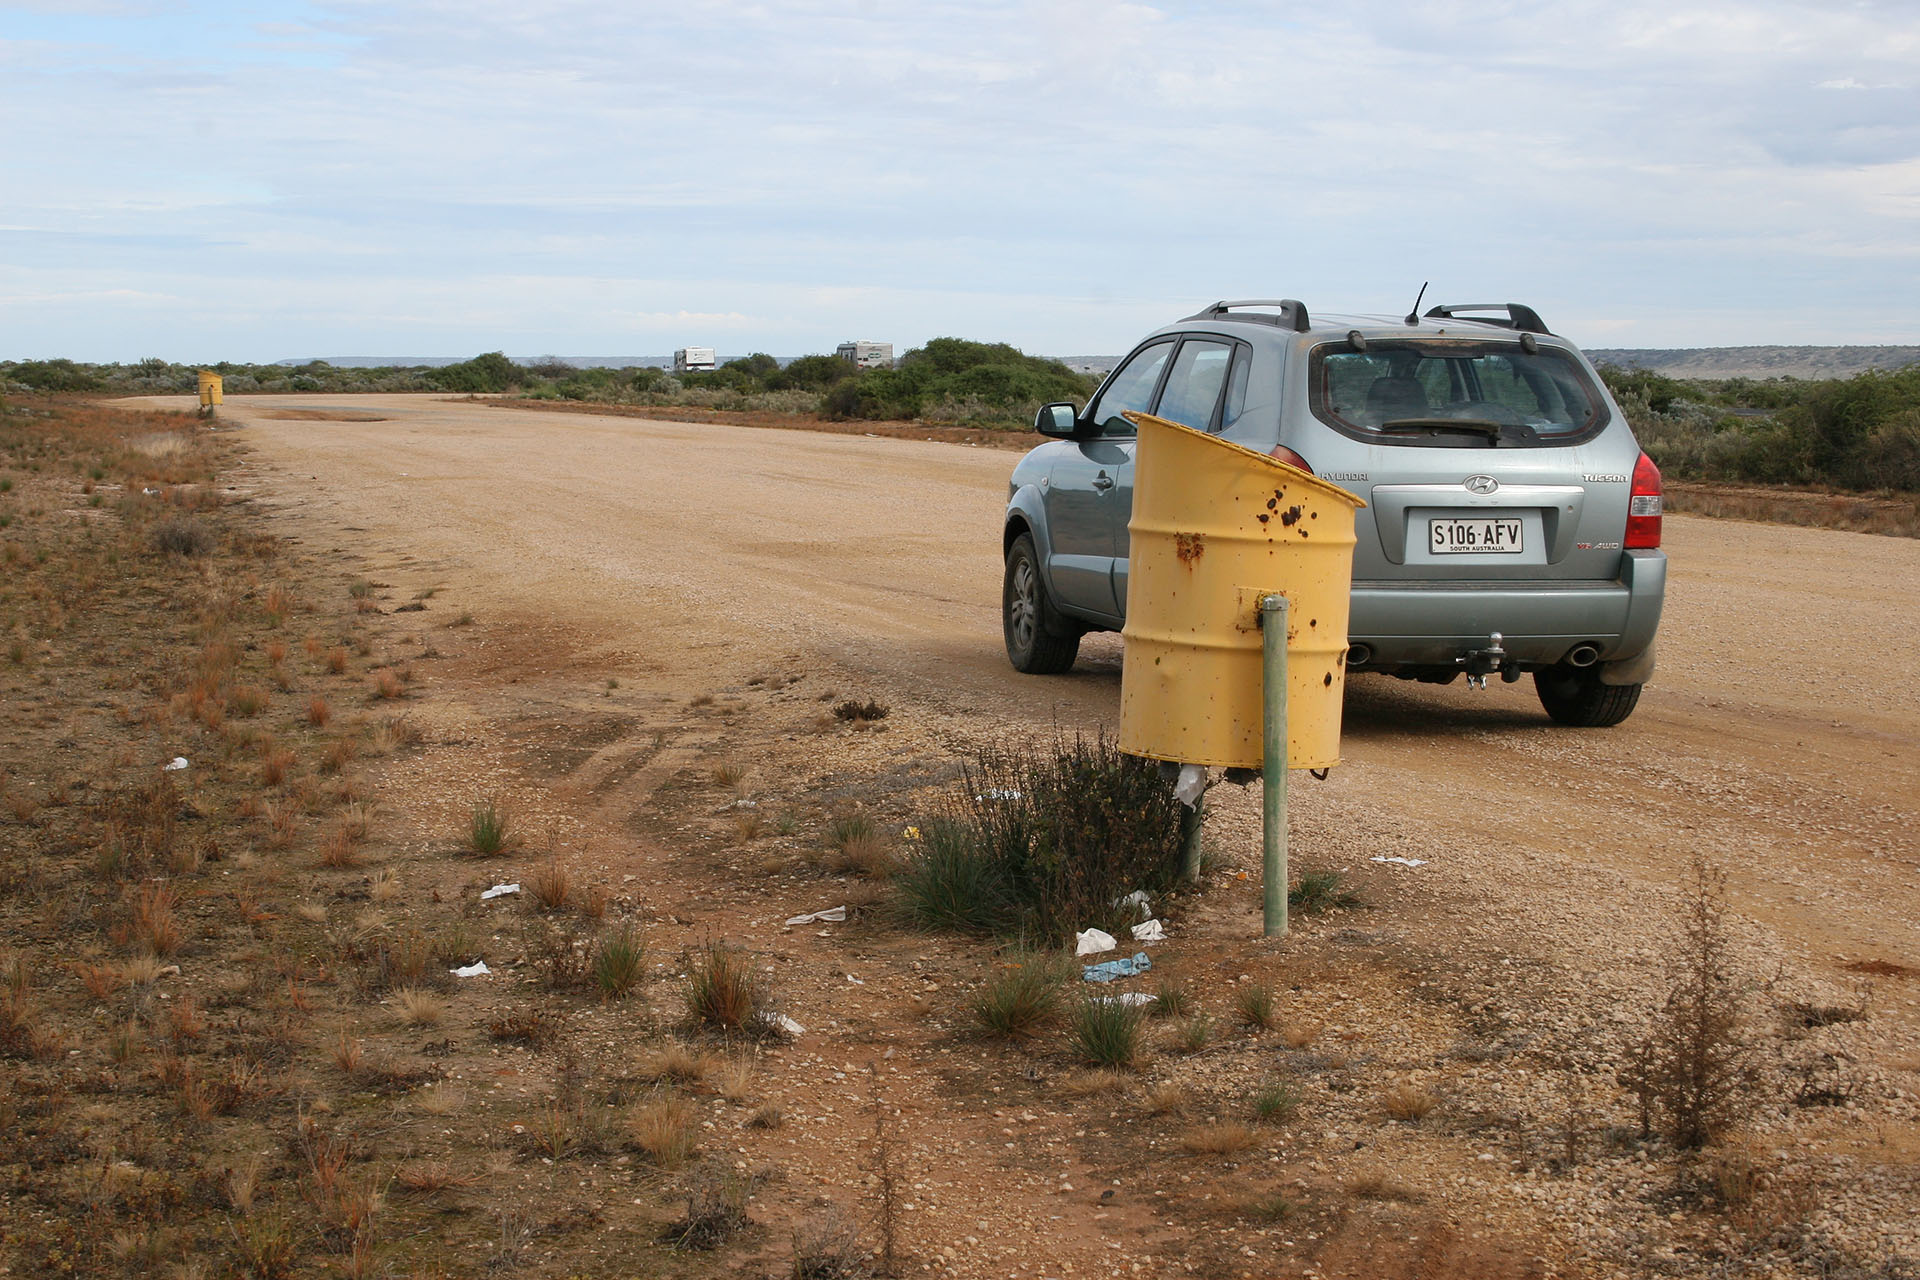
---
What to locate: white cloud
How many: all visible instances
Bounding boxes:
[3,0,1918,358]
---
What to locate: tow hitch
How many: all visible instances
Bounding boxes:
[1460,633,1521,690]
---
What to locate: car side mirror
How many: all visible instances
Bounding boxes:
[1035,402,1080,437]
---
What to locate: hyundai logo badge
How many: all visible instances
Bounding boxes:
[1463,475,1499,494]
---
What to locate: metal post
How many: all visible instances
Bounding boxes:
[1261,594,1290,937]
[1179,795,1205,882]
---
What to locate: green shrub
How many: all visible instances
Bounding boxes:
[151,515,214,556]
[900,734,1185,943]
[466,797,509,855]
[686,943,775,1036]
[1066,995,1145,1069]
[893,817,1015,933]
[593,924,646,999]
[1253,1081,1300,1123]
[1288,870,1359,915]
[972,952,1068,1039]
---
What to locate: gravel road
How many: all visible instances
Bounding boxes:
[162,392,1920,1275]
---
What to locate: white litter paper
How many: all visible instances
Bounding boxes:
[1075,928,1117,957]
[480,883,520,900]
[1132,919,1167,943]
[773,1014,805,1035]
[1094,992,1157,1007]
[450,961,491,978]
[1369,856,1428,868]
[1174,763,1208,808]
[163,757,189,772]
[784,906,847,926]
[1114,890,1152,921]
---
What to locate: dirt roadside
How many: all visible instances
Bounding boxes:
[121,392,1920,1276]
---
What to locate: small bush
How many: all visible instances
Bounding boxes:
[831,698,888,722]
[593,924,646,999]
[1177,1013,1214,1053]
[1150,978,1192,1018]
[972,954,1066,1039]
[1066,994,1145,1069]
[908,734,1186,942]
[892,816,1014,932]
[1181,1122,1258,1157]
[1289,870,1360,914]
[826,813,893,877]
[664,1161,750,1250]
[1382,1081,1438,1122]
[466,797,509,855]
[152,516,213,556]
[686,942,773,1035]
[629,1096,697,1168]
[1253,1082,1300,1123]
[1618,856,1760,1149]
[525,856,571,911]
[1235,983,1278,1031]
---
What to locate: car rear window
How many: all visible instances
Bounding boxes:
[1309,340,1608,446]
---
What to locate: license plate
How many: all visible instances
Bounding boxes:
[1429,517,1523,554]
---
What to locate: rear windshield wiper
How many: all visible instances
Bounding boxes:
[1377,417,1505,440]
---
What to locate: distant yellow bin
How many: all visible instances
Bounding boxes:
[1118,412,1366,771]
[196,371,223,407]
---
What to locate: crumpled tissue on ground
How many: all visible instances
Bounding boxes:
[1075,928,1117,956]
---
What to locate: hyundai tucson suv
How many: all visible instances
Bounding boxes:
[1002,299,1664,727]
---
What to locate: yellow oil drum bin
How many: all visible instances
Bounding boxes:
[1118,411,1366,771]
[196,371,224,408]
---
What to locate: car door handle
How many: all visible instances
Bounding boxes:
[1091,472,1115,491]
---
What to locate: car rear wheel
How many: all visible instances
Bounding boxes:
[1004,533,1081,674]
[1534,665,1641,727]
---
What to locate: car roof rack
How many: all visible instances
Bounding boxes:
[1184,299,1312,333]
[1422,302,1551,335]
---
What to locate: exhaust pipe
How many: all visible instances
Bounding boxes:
[1345,643,1372,668]
[1565,643,1601,668]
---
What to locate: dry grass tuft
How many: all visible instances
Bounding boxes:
[713,1056,754,1103]
[372,668,404,700]
[395,1159,482,1196]
[627,1096,698,1168]
[636,1040,716,1086]
[1347,1170,1421,1202]
[1056,1068,1132,1099]
[1382,1080,1439,1123]
[525,856,572,911]
[126,881,182,956]
[1143,1080,1192,1116]
[1181,1122,1259,1157]
[394,986,446,1027]
[307,695,331,726]
[317,825,360,869]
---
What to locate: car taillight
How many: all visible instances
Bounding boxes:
[1269,445,1313,474]
[1625,451,1662,549]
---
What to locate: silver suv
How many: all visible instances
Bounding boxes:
[1002,299,1665,727]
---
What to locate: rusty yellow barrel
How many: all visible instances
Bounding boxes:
[196,371,224,407]
[1119,411,1365,770]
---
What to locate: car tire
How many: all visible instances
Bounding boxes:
[1533,665,1641,727]
[1003,533,1081,674]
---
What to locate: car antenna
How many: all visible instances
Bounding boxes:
[1404,281,1429,326]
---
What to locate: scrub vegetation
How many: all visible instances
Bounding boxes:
[1601,364,1920,497]
[2,338,1098,432]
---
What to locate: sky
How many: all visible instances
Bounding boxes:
[2,0,1918,362]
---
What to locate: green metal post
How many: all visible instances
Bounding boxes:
[1179,795,1205,882]
[1261,594,1289,938]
